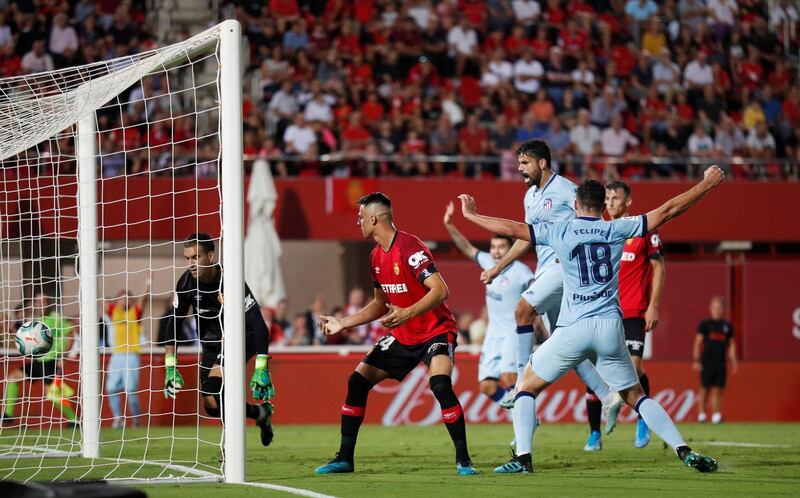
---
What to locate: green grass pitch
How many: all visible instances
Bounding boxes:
[2,423,798,497]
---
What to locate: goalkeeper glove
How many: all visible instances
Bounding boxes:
[250,354,275,401]
[164,353,184,399]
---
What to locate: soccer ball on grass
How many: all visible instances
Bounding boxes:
[15,321,53,356]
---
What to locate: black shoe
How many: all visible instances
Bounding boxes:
[255,403,274,447]
[1,416,18,428]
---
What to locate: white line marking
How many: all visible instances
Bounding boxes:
[240,481,339,498]
[695,441,794,448]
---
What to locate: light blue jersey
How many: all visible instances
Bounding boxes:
[529,215,647,327]
[476,251,534,337]
[523,174,577,277]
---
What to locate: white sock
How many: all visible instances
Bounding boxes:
[574,360,610,400]
[711,412,722,424]
[636,397,686,449]
[512,392,537,456]
[515,325,535,378]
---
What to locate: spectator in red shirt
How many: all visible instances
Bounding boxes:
[342,112,372,153]
[738,46,764,91]
[543,0,567,26]
[360,92,386,128]
[458,114,489,176]
[610,42,637,79]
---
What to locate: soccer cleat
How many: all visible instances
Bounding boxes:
[255,403,274,447]
[456,460,478,475]
[499,388,516,409]
[678,447,719,473]
[602,392,623,435]
[111,418,124,429]
[584,430,602,451]
[634,417,650,448]
[711,412,723,424]
[697,412,707,423]
[315,453,355,474]
[494,451,533,474]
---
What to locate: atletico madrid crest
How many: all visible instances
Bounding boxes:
[393,262,400,275]
[543,198,552,211]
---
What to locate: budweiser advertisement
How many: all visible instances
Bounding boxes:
[4,353,798,426]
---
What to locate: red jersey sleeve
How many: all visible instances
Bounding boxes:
[646,232,663,258]
[106,303,116,316]
[400,237,437,283]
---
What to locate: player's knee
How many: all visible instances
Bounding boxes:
[203,397,221,418]
[479,380,497,396]
[347,371,373,395]
[9,369,23,381]
[202,377,223,418]
[500,372,517,387]
[514,300,536,324]
[429,374,457,404]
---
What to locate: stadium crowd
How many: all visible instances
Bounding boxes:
[0,0,798,179]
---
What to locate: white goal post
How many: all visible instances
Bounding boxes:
[0,20,246,484]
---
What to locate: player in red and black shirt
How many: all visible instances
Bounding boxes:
[584,181,666,451]
[693,296,737,424]
[314,192,476,476]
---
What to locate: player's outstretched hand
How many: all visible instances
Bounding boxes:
[702,165,725,187]
[458,194,477,217]
[481,266,500,285]
[318,314,345,336]
[381,303,411,329]
[443,201,455,225]
[250,354,275,401]
[164,354,184,399]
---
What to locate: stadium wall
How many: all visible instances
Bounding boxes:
[2,176,800,242]
[3,353,798,425]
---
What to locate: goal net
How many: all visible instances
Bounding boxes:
[0,20,247,484]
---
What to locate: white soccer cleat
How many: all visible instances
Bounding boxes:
[697,412,707,423]
[601,392,623,435]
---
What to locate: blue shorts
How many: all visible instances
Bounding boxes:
[521,264,563,330]
[529,317,639,392]
[105,353,140,394]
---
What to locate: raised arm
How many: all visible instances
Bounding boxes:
[645,166,725,233]
[443,201,479,260]
[137,279,151,314]
[458,194,531,241]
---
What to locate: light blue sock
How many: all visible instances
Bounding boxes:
[573,360,610,400]
[109,393,122,419]
[515,325,535,377]
[635,397,686,449]
[512,391,537,456]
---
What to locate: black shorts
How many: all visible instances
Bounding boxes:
[363,332,457,381]
[700,361,726,388]
[623,318,646,357]
[23,360,59,383]
[199,334,257,385]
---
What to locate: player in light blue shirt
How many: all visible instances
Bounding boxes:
[479,140,620,419]
[443,201,533,407]
[459,165,726,474]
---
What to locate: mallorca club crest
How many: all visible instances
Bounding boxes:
[394,262,400,275]
[543,198,553,211]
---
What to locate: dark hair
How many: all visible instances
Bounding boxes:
[516,139,551,169]
[576,180,607,212]
[184,232,215,254]
[358,192,392,209]
[606,180,631,198]
[491,234,514,246]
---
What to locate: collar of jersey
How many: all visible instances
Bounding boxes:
[536,172,557,194]
[577,216,601,221]
[382,230,399,253]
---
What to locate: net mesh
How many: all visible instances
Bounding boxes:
[0,24,229,483]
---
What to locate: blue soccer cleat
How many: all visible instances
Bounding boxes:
[584,430,602,451]
[634,417,650,448]
[315,453,354,474]
[456,460,478,475]
[494,451,533,474]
